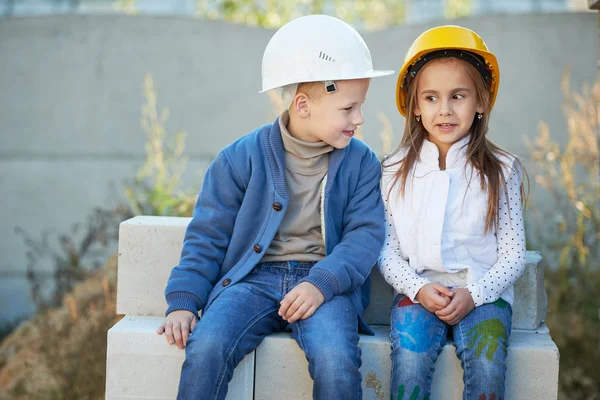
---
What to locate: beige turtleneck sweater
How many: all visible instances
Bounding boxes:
[261,111,334,262]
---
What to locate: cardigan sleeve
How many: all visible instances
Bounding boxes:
[299,150,385,301]
[164,150,246,316]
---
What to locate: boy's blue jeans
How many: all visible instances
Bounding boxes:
[389,294,512,400]
[178,261,362,400]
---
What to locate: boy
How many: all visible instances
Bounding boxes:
[158,14,393,399]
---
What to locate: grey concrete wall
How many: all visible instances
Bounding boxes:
[0,12,597,322]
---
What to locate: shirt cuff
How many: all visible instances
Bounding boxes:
[466,283,485,307]
[405,278,431,303]
[300,268,339,302]
[165,291,203,316]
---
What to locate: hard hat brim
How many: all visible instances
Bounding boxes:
[259,69,395,93]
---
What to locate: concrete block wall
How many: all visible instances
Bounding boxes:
[106,216,559,399]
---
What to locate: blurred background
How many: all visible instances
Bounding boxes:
[0,0,598,398]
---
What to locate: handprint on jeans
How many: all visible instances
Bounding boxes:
[396,311,436,353]
[478,394,501,400]
[396,384,429,400]
[466,319,508,362]
[492,298,508,309]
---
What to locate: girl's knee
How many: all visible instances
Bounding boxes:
[462,352,508,397]
[467,357,507,379]
[463,363,507,400]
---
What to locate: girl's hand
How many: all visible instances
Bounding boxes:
[157,310,198,349]
[415,283,454,313]
[435,288,475,325]
[279,282,325,323]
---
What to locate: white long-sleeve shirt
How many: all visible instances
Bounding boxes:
[378,135,526,307]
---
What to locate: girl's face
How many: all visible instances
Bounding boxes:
[414,58,483,154]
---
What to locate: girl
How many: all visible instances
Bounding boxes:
[379,25,527,400]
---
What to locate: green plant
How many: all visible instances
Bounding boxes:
[0,317,27,344]
[526,76,599,272]
[123,73,200,218]
[114,0,475,30]
[1,257,120,399]
[15,207,127,312]
[443,0,473,19]
[525,71,600,400]
[194,0,407,30]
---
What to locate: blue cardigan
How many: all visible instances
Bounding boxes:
[165,117,385,333]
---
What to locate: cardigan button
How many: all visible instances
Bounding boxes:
[272,202,282,211]
[222,278,231,287]
[253,244,261,253]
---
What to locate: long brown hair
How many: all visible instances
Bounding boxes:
[384,57,527,233]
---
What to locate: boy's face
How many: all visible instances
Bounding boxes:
[413,58,483,154]
[297,78,370,149]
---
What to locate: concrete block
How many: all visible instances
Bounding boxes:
[116,217,548,329]
[116,216,191,316]
[513,251,548,329]
[106,315,254,400]
[254,324,559,400]
[363,267,395,326]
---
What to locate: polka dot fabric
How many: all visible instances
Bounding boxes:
[465,164,526,306]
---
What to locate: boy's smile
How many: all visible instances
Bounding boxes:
[288,78,371,149]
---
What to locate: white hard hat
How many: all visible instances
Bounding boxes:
[260,14,394,93]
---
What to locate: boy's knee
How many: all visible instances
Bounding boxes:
[307,338,360,371]
[184,329,228,360]
[311,354,360,385]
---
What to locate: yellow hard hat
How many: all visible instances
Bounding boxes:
[396,25,499,117]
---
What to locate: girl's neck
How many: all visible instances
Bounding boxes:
[427,134,471,170]
[435,144,450,170]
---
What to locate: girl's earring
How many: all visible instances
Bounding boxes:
[477,113,483,120]
[416,116,421,122]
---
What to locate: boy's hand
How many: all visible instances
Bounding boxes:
[157,310,198,349]
[435,288,475,325]
[279,282,325,323]
[414,283,454,313]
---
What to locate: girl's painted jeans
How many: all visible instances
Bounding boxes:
[390,293,512,400]
[178,261,362,400]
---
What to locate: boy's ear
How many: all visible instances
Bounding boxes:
[293,92,310,118]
